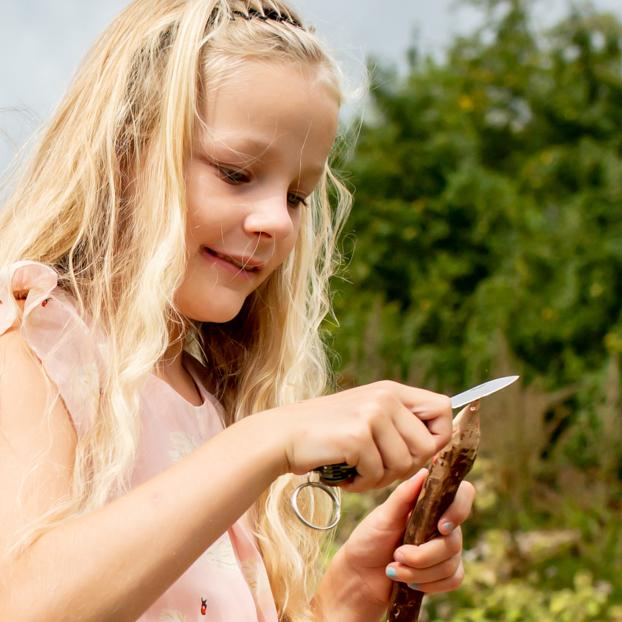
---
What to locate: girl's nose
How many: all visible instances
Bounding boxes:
[243,194,295,240]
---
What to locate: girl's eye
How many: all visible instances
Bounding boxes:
[287,193,308,208]
[215,165,250,185]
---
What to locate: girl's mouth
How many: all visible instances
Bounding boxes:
[201,246,262,273]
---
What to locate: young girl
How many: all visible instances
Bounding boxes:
[0,1,475,620]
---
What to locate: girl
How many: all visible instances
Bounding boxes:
[0,1,475,620]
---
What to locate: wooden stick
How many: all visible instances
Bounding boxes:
[386,400,481,621]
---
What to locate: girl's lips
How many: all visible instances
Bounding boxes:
[200,246,263,275]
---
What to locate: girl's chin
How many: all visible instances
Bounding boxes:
[178,295,246,324]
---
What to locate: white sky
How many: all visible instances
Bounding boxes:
[1,1,621,173]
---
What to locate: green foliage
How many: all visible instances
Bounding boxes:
[429,571,617,621]
[334,0,622,393]
[328,0,622,617]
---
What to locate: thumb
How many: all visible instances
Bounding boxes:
[374,468,428,530]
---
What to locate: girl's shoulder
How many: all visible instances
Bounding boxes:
[0,260,58,332]
[0,259,105,437]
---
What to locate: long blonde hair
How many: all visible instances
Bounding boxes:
[0,1,352,619]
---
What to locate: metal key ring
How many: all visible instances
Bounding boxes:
[290,476,341,530]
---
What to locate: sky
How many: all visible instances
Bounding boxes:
[1,0,622,173]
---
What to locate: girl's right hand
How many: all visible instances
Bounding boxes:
[263,381,453,493]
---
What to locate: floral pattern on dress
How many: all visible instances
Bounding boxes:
[158,610,186,622]
[167,430,204,463]
[202,530,239,570]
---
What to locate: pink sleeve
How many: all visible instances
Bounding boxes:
[0,260,105,437]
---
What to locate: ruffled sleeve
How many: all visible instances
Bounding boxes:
[0,260,105,437]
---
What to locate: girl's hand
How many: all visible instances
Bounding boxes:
[265,381,453,492]
[339,469,475,609]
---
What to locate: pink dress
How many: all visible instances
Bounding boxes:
[0,260,279,622]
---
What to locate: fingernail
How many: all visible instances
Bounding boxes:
[407,583,419,591]
[386,566,397,578]
[442,521,454,534]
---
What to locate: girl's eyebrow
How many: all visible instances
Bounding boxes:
[200,135,326,178]
[205,136,274,159]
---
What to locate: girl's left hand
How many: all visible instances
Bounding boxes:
[339,468,475,609]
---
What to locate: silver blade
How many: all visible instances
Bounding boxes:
[450,375,519,410]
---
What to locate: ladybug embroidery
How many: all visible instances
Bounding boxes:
[200,597,207,615]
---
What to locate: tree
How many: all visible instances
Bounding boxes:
[330,1,622,614]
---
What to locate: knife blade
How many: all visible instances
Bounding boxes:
[450,375,519,410]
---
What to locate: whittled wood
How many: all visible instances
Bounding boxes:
[386,400,481,621]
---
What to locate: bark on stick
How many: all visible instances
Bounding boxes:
[386,400,481,621]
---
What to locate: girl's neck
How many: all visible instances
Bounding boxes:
[156,320,188,378]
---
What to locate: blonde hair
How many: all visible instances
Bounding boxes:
[0,1,352,620]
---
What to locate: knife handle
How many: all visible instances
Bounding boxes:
[313,462,358,484]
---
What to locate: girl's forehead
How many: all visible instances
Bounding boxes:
[201,60,338,121]
[195,61,339,158]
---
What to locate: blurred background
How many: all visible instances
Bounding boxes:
[2,1,622,620]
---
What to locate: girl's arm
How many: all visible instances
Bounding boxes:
[1,309,453,621]
[0,329,285,622]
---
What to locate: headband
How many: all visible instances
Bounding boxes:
[231,8,304,29]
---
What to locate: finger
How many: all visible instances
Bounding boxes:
[387,561,464,594]
[386,552,462,587]
[370,414,421,486]
[338,437,385,493]
[393,527,462,569]
[438,480,476,535]
[406,559,465,594]
[364,468,428,531]
[414,394,452,450]
[392,404,442,466]
[398,387,452,449]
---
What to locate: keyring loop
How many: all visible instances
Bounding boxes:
[290,478,341,530]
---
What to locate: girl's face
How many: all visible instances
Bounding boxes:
[176,60,339,323]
